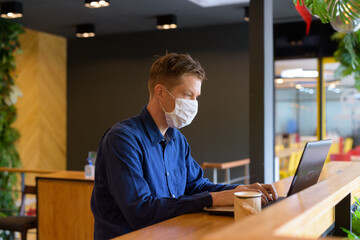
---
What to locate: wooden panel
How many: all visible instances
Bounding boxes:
[289,208,334,238]
[38,32,66,170]
[14,29,67,185]
[37,177,94,240]
[117,213,234,240]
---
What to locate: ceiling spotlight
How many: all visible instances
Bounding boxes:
[85,0,109,8]
[281,68,318,78]
[76,24,95,38]
[244,7,249,22]
[188,0,250,8]
[0,1,23,19]
[328,83,336,89]
[157,14,177,30]
[295,84,302,89]
[275,78,284,84]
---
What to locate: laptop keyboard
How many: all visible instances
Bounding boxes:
[262,196,286,208]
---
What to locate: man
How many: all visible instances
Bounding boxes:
[91,53,278,239]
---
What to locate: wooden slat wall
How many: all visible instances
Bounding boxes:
[14,29,67,181]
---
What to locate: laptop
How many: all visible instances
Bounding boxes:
[204,139,333,214]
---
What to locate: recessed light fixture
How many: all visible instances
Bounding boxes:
[188,0,249,7]
[157,15,177,30]
[281,68,319,78]
[76,24,95,38]
[0,1,23,19]
[275,78,284,84]
[329,83,336,89]
[295,84,302,89]
[85,0,109,8]
[244,7,249,22]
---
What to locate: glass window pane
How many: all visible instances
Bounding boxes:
[324,58,360,161]
[274,58,318,180]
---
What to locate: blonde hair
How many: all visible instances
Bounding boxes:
[148,53,206,97]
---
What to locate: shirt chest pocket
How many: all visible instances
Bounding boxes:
[169,168,187,196]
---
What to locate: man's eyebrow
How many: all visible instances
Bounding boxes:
[185,89,200,97]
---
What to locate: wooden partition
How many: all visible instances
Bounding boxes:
[14,29,67,184]
[113,162,360,240]
[37,171,94,240]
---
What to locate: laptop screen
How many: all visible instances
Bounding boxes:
[287,139,332,196]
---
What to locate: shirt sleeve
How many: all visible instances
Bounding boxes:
[102,131,213,231]
[184,140,239,196]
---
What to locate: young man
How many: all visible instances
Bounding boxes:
[91,53,278,240]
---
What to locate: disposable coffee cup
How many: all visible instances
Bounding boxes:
[234,191,262,221]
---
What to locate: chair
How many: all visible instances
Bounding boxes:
[201,158,250,184]
[279,150,302,178]
[0,185,37,240]
[344,138,353,153]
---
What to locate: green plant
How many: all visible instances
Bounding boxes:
[341,197,360,239]
[293,0,360,24]
[331,30,360,91]
[293,0,360,91]
[0,19,24,239]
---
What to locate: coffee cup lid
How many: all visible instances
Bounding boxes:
[234,191,262,198]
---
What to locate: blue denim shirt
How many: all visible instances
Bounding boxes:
[91,106,237,239]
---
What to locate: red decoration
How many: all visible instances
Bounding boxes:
[295,0,312,35]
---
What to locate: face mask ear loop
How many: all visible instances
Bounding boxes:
[159,99,167,113]
[164,87,176,100]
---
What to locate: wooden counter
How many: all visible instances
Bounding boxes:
[36,171,94,240]
[115,213,234,240]
[113,162,360,240]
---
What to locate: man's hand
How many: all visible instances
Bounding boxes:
[210,183,278,206]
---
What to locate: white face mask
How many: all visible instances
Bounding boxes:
[160,88,198,129]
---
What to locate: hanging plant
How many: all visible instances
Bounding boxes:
[0,17,24,224]
[293,0,360,91]
[293,0,360,24]
[331,30,360,91]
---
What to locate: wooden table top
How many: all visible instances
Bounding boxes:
[113,162,359,240]
[201,158,250,170]
[0,167,57,174]
[36,170,94,182]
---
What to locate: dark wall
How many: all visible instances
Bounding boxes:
[274,20,337,59]
[67,23,250,179]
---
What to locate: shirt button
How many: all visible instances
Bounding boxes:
[172,194,175,198]
[166,172,169,176]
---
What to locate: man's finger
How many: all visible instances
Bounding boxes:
[251,183,273,201]
[262,184,278,200]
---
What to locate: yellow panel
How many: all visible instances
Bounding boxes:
[322,56,336,64]
[316,58,327,140]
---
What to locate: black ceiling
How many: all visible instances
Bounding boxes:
[2,0,303,38]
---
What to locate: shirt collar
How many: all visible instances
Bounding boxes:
[140,105,176,145]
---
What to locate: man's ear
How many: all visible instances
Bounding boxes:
[154,84,164,100]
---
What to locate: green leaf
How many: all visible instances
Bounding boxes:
[353,220,360,236]
[0,19,23,227]
[341,227,360,239]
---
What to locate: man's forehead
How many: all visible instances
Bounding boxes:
[176,81,201,94]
